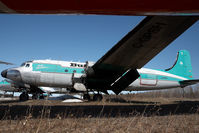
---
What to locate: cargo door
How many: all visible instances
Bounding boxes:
[140,74,157,86]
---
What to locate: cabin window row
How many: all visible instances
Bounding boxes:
[70,63,86,68]
[65,69,85,73]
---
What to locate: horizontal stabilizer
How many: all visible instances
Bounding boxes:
[179,79,199,87]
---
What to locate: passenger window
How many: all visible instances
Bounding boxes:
[65,69,68,72]
[73,70,76,73]
[71,63,75,67]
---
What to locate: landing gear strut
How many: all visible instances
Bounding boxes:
[83,94,90,101]
[32,93,45,100]
[19,92,29,101]
[32,94,38,99]
[83,93,103,101]
[93,94,103,101]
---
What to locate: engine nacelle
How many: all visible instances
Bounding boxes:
[73,83,87,91]
[72,73,87,91]
[85,61,95,77]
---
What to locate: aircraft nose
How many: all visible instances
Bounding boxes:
[1,69,7,78]
[3,69,22,81]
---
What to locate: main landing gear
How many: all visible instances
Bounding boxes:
[93,94,103,101]
[32,93,45,100]
[19,92,29,101]
[83,93,103,101]
[83,94,91,101]
[19,92,45,101]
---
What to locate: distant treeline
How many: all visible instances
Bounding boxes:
[118,84,199,99]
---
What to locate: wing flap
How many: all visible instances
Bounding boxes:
[111,69,139,94]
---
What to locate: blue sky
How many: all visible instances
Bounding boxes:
[0,14,199,81]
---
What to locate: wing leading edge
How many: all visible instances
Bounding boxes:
[86,16,198,94]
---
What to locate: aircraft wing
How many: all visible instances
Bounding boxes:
[0,0,199,15]
[0,60,13,65]
[179,79,199,87]
[85,16,198,94]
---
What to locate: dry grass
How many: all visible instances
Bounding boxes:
[0,114,199,133]
[1,87,199,133]
[121,86,199,99]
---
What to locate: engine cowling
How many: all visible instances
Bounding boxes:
[72,73,87,91]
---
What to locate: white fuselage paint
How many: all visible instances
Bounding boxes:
[126,68,187,91]
[7,60,188,92]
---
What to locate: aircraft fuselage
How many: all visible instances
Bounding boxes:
[2,60,188,92]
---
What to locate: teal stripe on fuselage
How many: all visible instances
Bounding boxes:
[153,68,190,80]
[0,80,10,85]
[32,63,84,74]
[139,73,184,82]
[32,63,183,82]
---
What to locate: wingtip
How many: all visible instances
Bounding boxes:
[0,60,14,65]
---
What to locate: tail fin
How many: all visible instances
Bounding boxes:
[165,50,193,79]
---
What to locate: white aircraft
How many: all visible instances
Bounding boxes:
[0,80,71,100]
[1,16,199,101]
[0,60,13,65]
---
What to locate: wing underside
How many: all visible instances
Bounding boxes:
[85,16,198,94]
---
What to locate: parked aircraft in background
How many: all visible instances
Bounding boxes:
[0,80,44,100]
[0,60,13,65]
[1,16,199,101]
[0,80,16,94]
[0,80,71,100]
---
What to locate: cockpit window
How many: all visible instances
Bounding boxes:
[25,64,30,67]
[21,63,25,66]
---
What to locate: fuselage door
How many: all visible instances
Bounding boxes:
[140,74,157,86]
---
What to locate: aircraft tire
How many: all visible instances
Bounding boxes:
[19,93,29,101]
[83,94,90,101]
[93,94,103,101]
[32,94,38,99]
[39,95,44,99]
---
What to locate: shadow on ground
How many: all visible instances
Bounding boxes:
[0,100,23,104]
[106,97,160,104]
[0,99,199,119]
